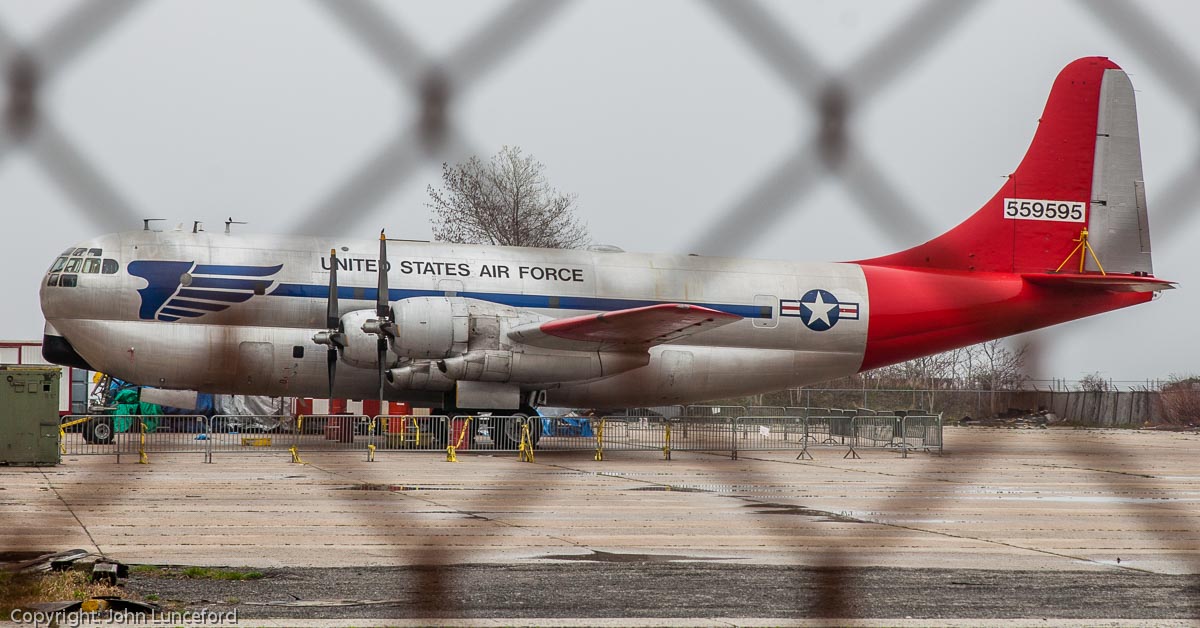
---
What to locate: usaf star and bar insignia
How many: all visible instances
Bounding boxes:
[780,289,860,332]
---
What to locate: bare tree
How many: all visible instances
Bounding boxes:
[976,339,1029,414]
[427,146,589,249]
[1161,374,1200,425]
[1078,371,1111,392]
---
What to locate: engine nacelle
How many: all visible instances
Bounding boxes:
[392,297,470,359]
[337,309,385,369]
[438,350,648,385]
[387,361,454,391]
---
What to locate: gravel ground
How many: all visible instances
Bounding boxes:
[124,563,1200,621]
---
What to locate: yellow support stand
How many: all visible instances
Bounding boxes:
[447,416,471,462]
[367,418,377,462]
[518,421,535,463]
[1055,228,1106,275]
[58,416,90,454]
[138,421,149,465]
[594,419,606,461]
[662,421,672,461]
[291,415,306,463]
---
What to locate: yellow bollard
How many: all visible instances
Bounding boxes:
[289,445,305,464]
[662,421,672,461]
[367,444,376,462]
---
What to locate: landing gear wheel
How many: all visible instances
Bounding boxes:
[83,416,114,445]
[525,410,543,448]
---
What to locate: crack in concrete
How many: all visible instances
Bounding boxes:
[38,467,104,558]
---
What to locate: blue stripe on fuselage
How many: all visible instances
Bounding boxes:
[268,283,770,319]
[193,263,283,277]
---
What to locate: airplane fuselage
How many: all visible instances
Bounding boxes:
[41,230,873,407]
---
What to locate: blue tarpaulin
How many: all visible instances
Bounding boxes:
[540,416,594,437]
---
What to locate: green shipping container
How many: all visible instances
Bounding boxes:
[0,365,62,465]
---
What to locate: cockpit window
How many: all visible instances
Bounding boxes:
[50,257,67,272]
[87,248,102,257]
[72,248,86,256]
[101,259,118,274]
[64,258,82,272]
[82,258,101,274]
[47,274,59,287]
[59,274,78,288]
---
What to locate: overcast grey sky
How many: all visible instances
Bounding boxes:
[1,0,1196,382]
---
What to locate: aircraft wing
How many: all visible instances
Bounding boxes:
[509,303,742,351]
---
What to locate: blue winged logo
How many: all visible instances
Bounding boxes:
[127,261,283,322]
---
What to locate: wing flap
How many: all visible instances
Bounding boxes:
[509,303,742,351]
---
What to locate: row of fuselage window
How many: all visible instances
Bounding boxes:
[46,251,119,288]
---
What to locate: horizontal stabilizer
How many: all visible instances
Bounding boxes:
[1022,273,1176,293]
[509,303,741,351]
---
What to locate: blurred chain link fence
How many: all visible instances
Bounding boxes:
[3,1,1195,372]
[4,0,1197,620]
[4,1,1196,252]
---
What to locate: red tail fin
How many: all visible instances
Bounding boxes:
[860,57,1154,276]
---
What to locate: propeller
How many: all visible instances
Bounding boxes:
[366,231,396,406]
[312,248,345,399]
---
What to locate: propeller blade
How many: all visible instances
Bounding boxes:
[327,248,340,330]
[377,337,387,406]
[377,230,389,320]
[327,346,337,399]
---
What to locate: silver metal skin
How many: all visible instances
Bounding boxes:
[40,229,870,408]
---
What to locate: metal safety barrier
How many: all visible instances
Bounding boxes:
[60,414,208,463]
[897,415,944,457]
[58,413,943,462]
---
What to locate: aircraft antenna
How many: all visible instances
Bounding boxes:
[224,217,248,234]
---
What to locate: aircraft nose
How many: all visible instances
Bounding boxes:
[40,234,122,318]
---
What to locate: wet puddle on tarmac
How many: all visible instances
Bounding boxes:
[630,484,806,495]
[334,483,487,492]
[630,485,711,493]
[746,503,868,523]
[538,550,743,563]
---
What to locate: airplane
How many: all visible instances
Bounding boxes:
[39,57,1173,446]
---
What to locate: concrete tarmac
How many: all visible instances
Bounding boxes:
[3,426,1200,624]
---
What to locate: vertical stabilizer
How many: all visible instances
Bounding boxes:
[859,57,1157,277]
